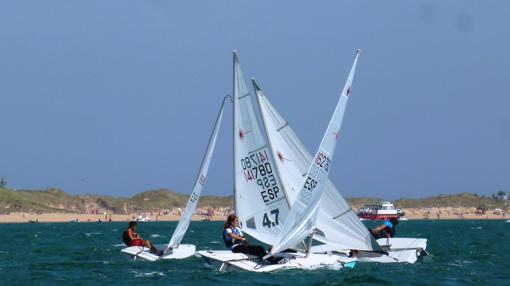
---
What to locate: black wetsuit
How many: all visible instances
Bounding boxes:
[223,227,267,258]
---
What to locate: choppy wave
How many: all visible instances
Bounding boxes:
[85,232,102,237]
[132,271,167,277]
[0,220,508,285]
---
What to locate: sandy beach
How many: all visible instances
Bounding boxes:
[0,206,508,223]
[401,207,508,220]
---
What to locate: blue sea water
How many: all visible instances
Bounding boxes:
[0,220,508,285]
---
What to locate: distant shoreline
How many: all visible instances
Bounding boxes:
[0,210,507,224]
[0,212,226,224]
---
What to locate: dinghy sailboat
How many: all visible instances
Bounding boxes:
[121,95,229,261]
[197,50,369,272]
[255,52,428,264]
[197,51,298,272]
[262,49,376,258]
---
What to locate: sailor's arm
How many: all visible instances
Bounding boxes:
[128,229,141,240]
[227,232,246,241]
[372,224,386,232]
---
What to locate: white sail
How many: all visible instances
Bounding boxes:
[254,51,379,251]
[269,49,379,255]
[166,96,228,249]
[233,51,289,244]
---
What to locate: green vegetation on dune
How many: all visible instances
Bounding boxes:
[0,187,506,214]
[346,197,384,208]
[0,188,233,214]
[394,192,507,209]
[0,188,84,213]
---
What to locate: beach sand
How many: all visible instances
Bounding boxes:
[401,207,508,220]
[0,207,507,223]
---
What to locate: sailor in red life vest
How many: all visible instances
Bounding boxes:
[122,221,163,256]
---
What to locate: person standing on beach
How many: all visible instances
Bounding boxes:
[122,221,163,256]
[370,217,399,239]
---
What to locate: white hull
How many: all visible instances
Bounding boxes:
[121,244,196,262]
[196,250,356,272]
[311,238,428,264]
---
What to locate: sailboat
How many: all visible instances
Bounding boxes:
[121,95,228,261]
[255,53,428,264]
[197,51,297,271]
[197,51,366,272]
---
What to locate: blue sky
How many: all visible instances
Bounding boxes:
[1,1,508,199]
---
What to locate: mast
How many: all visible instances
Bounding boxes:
[166,95,228,250]
[232,50,237,215]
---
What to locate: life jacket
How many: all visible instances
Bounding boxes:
[223,227,242,249]
[122,230,132,245]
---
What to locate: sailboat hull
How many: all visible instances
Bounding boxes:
[311,238,428,264]
[196,250,356,272]
[121,244,196,261]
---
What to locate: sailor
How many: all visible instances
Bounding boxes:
[122,221,163,256]
[370,217,399,239]
[222,214,268,259]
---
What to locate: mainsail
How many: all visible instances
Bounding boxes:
[268,50,380,254]
[233,51,290,244]
[166,96,228,250]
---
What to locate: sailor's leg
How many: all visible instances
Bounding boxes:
[145,240,160,254]
[245,245,267,258]
[232,245,264,258]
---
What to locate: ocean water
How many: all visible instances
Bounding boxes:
[0,220,508,285]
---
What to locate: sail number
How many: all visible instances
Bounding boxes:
[304,176,317,191]
[297,152,331,204]
[262,209,280,228]
[189,192,199,203]
[240,150,281,203]
[315,152,331,172]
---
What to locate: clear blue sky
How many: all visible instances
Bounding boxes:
[1,1,508,199]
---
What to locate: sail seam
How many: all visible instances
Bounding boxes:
[266,196,286,206]
[248,145,267,154]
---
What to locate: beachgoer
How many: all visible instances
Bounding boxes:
[122,221,163,256]
[223,214,269,259]
[370,217,399,239]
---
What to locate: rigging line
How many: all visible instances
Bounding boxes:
[133,246,145,260]
[386,254,400,262]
